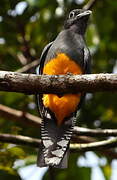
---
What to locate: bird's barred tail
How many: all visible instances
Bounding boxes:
[37,116,76,168]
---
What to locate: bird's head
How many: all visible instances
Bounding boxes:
[64,9,92,34]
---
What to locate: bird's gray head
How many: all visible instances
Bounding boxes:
[64,9,92,34]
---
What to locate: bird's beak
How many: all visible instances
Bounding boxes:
[77,10,92,18]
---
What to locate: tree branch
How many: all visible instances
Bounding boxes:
[1,104,117,138]
[0,104,41,127]
[18,22,34,63]
[83,0,98,10]
[0,133,117,152]
[70,137,117,151]
[16,59,39,73]
[0,71,117,94]
[0,133,41,148]
[72,136,117,159]
[73,126,117,137]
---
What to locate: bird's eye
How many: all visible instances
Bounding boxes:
[69,12,75,19]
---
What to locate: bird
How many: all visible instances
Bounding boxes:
[36,9,92,169]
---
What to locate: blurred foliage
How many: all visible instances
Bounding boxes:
[0,0,117,179]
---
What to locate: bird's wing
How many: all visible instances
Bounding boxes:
[84,46,91,74]
[75,46,91,111]
[36,42,53,75]
[36,42,53,118]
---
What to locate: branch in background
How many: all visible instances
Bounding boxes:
[1,104,117,158]
[72,135,117,159]
[83,0,98,10]
[17,53,29,66]
[1,104,117,138]
[0,133,41,148]
[73,126,117,137]
[16,59,39,73]
[0,71,117,94]
[18,23,34,63]
[70,137,117,151]
[0,104,41,127]
[1,133,117,152]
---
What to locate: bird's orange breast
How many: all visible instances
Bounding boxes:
[43,53,83,125]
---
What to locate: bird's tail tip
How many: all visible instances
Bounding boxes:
[37,149,69,169]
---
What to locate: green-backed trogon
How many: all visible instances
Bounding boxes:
[36,9,92,168]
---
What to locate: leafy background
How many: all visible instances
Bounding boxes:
[0,0,117,179]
